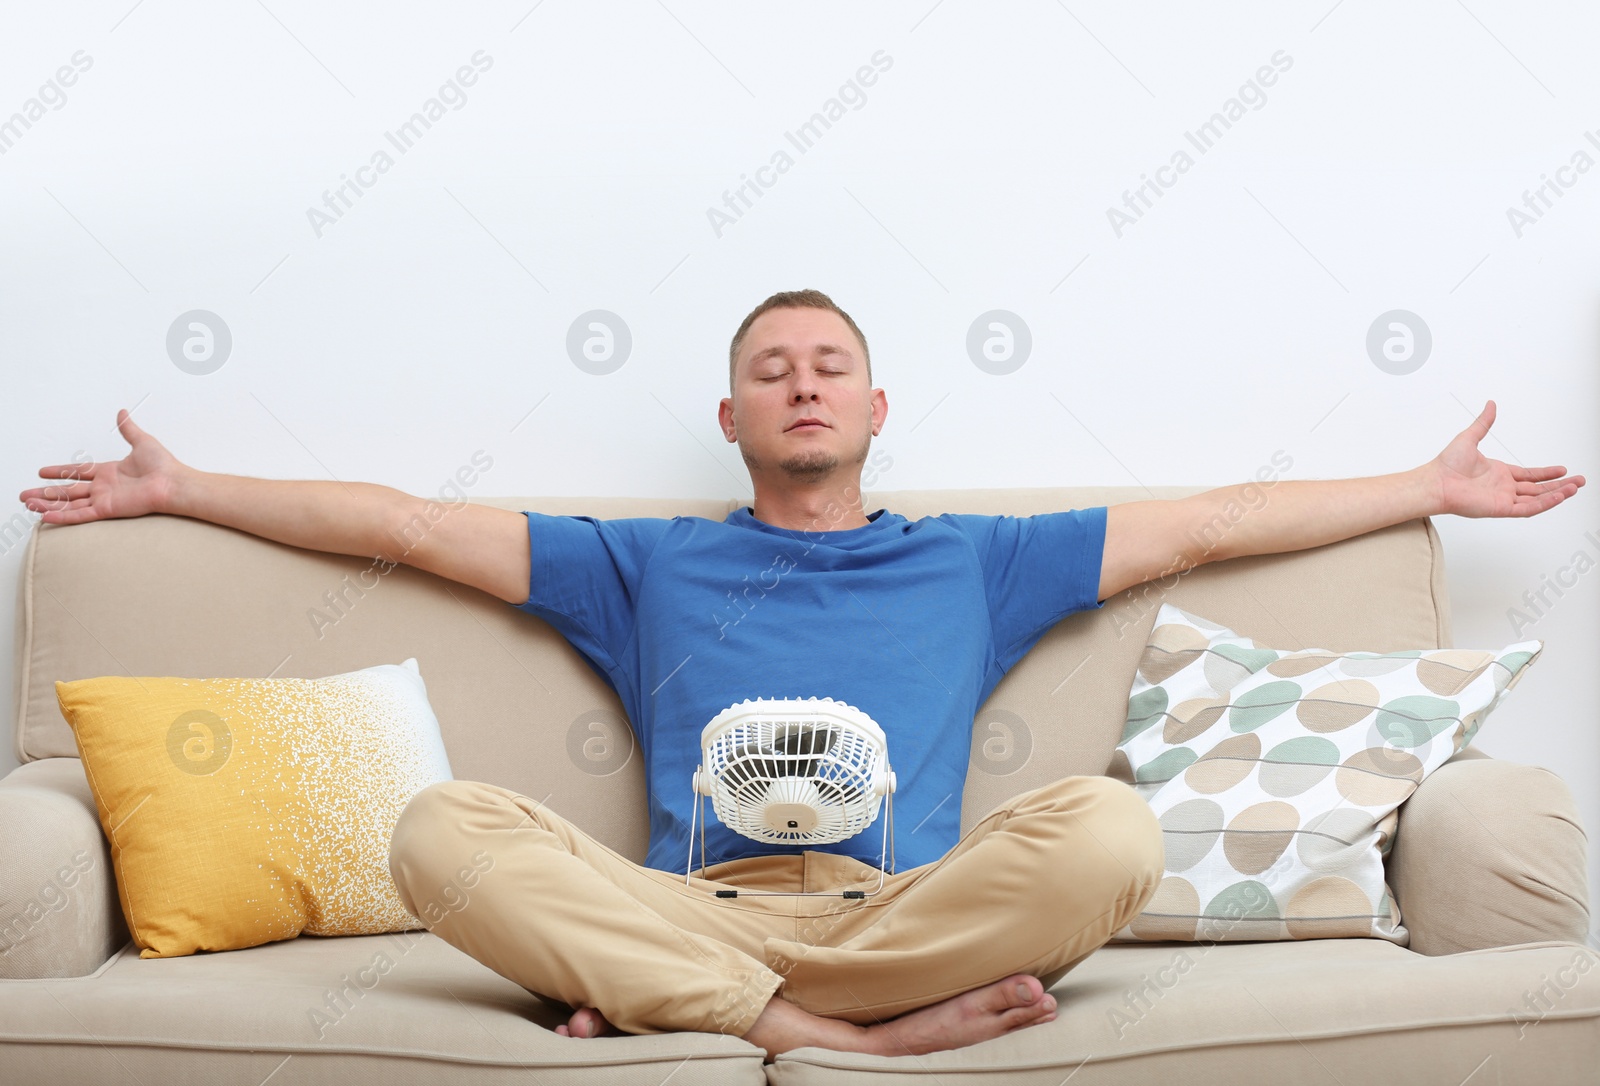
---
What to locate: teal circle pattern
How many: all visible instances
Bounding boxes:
[1229,681,1304,732]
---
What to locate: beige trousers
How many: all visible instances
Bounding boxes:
[387,773,1163,1039]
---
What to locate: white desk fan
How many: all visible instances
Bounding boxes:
[687,696,897,899]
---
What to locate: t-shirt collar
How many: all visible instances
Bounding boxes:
[726,505,894,540]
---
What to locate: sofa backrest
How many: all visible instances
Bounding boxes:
[12,487,1451,863]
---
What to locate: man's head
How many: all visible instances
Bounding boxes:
[719,290,886,502]
[727,289,873,394]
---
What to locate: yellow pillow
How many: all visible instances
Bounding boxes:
[55,658,453,958]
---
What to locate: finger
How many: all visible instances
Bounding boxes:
[35,482,92,503]
[24,484,89,507]
[1518,471,1584,489]
[116,407,146,446]
[39,502,100,526]
[1512,464,1565,481]
[19,489,61,505]
[36,462,99,480]
[30,495,91,514]
[1516,483,1568,505]
[1465,399,1495,440]
[1517,484,1578,515]
[1537,487,1574,511]
[23,494,71,510]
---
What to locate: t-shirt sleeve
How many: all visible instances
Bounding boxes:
[938,507,1108,673]
[511,512,672,677]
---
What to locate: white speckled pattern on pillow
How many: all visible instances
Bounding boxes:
[1106,603,1542,945]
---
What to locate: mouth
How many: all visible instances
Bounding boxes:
[787,419,828,432]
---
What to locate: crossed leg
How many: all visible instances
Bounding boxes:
[388,774,1162,1062]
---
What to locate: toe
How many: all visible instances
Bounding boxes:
[1001,974,1044,1009]
[992,978,1056,1029]
[574,1008,617,1037]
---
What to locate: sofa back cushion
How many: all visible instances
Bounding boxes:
[13,487,1451,863]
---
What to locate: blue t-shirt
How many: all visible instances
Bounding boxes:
[512,503,1107,875]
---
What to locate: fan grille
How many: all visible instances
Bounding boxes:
[701,698,889,845]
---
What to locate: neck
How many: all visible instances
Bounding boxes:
[749,482,871,532]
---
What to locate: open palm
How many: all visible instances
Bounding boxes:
[18,409,180,525]
[1433,400,1585,519]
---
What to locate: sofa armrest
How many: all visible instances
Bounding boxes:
[1387,745,1591,955]
[0,758,128,977]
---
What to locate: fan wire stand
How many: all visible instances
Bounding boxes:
[684,781,896,899]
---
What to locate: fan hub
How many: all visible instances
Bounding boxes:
[763,802,820,834]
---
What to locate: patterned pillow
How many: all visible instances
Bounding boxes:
[55,658,452,958]
[1107,603,1542,944]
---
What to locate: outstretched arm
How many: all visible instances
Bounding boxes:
[19,409,532,605]
[1097,400,1585,603]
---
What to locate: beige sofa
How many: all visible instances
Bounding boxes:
[1,487,1595,1085]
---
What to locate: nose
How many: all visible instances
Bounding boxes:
[790,372,819,402]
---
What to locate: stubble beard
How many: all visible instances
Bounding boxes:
[742,429,871,485]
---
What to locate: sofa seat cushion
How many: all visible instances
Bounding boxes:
[0,932,767,1085]
[2,930,1595,1085]
[769,938,1600,1084]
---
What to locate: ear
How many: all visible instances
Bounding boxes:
[718,396,736,442]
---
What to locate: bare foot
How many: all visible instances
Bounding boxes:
[867,974,1059,1056]
[742,973,1057,1063]
[554,1006,622,1038]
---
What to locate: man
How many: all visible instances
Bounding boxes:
[18,290,1584,1064]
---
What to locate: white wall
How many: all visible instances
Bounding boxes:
[3,2,1595,927]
